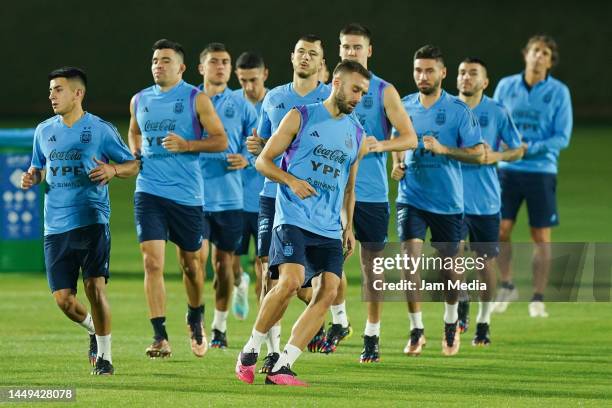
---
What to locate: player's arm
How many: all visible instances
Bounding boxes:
[390,139,407,180]
[128,95,142,158]
[89,158,140,185]
[20,167,45,190]
[255,109,316,199]
[163,93,228,153]
[342,139,368,259]
[367,86,418,153]
[247,104,272,156]
[423,137,484,163]
[525,86,573,155]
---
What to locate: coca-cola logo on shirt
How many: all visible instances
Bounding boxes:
[144,119,177,132]
[313,144,348,164]
[49,149,82,161]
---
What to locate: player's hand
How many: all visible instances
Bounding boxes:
[481,142,494,164]
[131,147,142,160]
[289,178,317,199]
[366,135,384,154]
[89,157,117,185]
[227,154,248,170]
[246,129,265,155]
[20,168,37,190]
[423,135,446,155]
[391,162,406,181]
[343,228,356,260]
[162,132,189,153]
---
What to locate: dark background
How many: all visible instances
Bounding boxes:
[4,0,611,120]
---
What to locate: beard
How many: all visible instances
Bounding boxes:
[460,89,475,97]
[335,89,354,114]
[418,78,441,95]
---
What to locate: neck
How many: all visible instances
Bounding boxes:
[292,73,319,96]
[158,78,181,93]
[61,106,85,127]
[419,87,443,108]
[245,88,266,104]
[459,91,483,109]
[203,81,227,97]
[322,95,343,118]
[524,68,547,87]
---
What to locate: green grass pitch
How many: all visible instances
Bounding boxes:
[1,123,610,406]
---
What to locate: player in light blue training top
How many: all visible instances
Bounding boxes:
[329,23,418,360]
[236,60,370,387]
[392,45,483,358]
[493,35,573,318]
[22,67,139,376]
[231,51,270,323]
[244,34,330,373]
[128,39,228,360]
[455,57,525,346]
[197,42,258,349]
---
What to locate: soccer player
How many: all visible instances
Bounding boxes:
[391,45,483,356]
[21,67,139,375]
[128,39,227,359]
[455,57,524,345]
[325,23,418,361]
[235,59,370,386]
[245,34,330,372]
[493,35,572,317]
[231,51,270,321]
[197,43,258,348]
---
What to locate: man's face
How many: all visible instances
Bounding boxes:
[235,67,268,99]
[151,48,185,86]
[413,58,446,95]
[457,62,488,97]
[339,34,371,67]
[334,72,369,114]
[48,77,81,115]
[200,51,232,86]
[524,41,553,73]
[291,40,323,79]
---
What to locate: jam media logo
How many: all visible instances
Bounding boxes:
[144,119,177,132]
[543,92,553,104]
[313,144,348,164]
[283,242,294,257]
[174,100,184,114]
[224,105,235,118]
[363,95,373,109]
[49,149,82,161]
[80,128,92,144]
[435,110,446,125]
[479,113,489,128]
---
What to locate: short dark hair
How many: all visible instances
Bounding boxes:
[333,59,371,80]
[236,52,265,70]
[48,66,87,88]
[339,23,372,43]
[460,57,488,74]
[152,39,185,62]
[297,34,324,56]
[523,34,559,68]
[200,42,229,62]
[414,44,444,66]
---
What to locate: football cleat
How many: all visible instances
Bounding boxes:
[91,357,114,375]
[403,328,426,356]
[266,365,307,386]
[258,352,280,374]
[472,323,491,346]
[442,322,460,356]
[235,351,258,384]
[145,339,172,358]
[210,329,228,349]
[359,335,380,363]
[320,323,353,354]
[307,326,326,352]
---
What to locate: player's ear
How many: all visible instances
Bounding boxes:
[441,66,447,80]
[198,63,205,76]
[178,63,187,76]
[483,77,490,90]
[367,44,372,58]
[263,68,269,82]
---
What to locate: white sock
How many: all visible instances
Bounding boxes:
[267,324,281,354]
[272,343,302,372]
[330,302,349,327]
[409,312,424,330]
[444,303,459,324]
[96,334,112,363]
[242,329,267,354]
[477,301,492,324]
[364,320,380,337]
[79,314,95,335]
[212,309,229,332]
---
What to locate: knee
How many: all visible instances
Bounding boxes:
[317,286,338,308]
[277,276,301,297]
[54,293,75,313]
[143,253,163,276]
[181,261,200,280]
[499,226,512,242]
[84,279,105,303]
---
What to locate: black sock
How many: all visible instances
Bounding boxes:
[151,317,168,341]
[531,293,544,302]
[187,304,204,326]
[501,281,515,290]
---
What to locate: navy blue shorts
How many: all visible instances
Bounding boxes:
[236,211,258,255]
[205,210,243,252]
[134,192,205,252]
[397,204,463,256]
[257,196,276,258]
[499,169,559,228]
[269,224,344,287]
[44,223,110,293]
[354,201,390,251]
[461,213,501,257]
